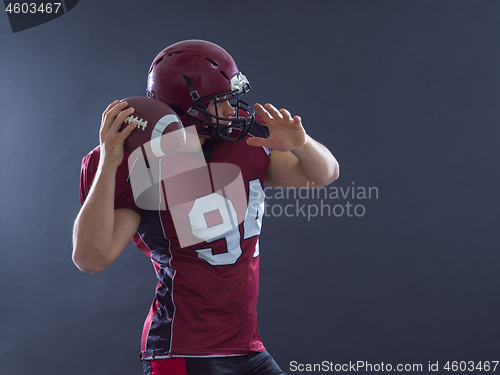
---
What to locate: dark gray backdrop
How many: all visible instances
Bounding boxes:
[1,1,499,374]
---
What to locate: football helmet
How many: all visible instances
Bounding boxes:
[147,40,255,142]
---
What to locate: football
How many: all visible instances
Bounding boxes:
[119,96,185,157]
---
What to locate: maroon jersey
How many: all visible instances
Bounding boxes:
[80,121,270,359]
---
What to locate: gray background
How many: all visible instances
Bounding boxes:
[1,1,500,374]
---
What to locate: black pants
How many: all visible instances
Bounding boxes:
[142,350,287,375]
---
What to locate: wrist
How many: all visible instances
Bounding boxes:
[290,134,311,156]
[98,153,121,175]
[99,145,124,170]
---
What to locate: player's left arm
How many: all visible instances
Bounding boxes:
[247,103,339,188]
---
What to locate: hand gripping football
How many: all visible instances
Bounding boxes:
[119,96,185,157]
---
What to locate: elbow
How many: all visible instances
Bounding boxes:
[72,218,110,273]
[73,262,104,274]
[72,246,107,273]
[331,161,340,182]
[316,161,339,187]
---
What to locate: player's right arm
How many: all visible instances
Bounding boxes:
[72,101,140,273]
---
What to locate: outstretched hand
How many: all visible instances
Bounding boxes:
[246,103,307,152]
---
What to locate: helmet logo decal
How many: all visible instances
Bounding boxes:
[230,73,250,94]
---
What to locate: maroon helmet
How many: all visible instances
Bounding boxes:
[146,40,255,141]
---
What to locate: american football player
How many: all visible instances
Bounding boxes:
[73,40,339,375]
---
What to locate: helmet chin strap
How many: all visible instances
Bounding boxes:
[198,125,232,142]
[211,127,232,142]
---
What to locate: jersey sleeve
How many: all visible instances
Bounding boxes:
[249,114,271,156]
[251,114,269,137]
[79,146,138,212]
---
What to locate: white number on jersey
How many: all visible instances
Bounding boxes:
[188,179,265,266]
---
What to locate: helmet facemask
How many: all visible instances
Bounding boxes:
[185,73,255,142]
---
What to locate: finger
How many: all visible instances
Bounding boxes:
[246,136,270,148]
[111,107,135,132]
[112,101,131,120]
[254,103,273,123]
[119,120,137,139]
[279,108,292,121]
[103,100,119,113]
[102,100,123,122]
[101,101,129,130]
[263,103,283,119]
